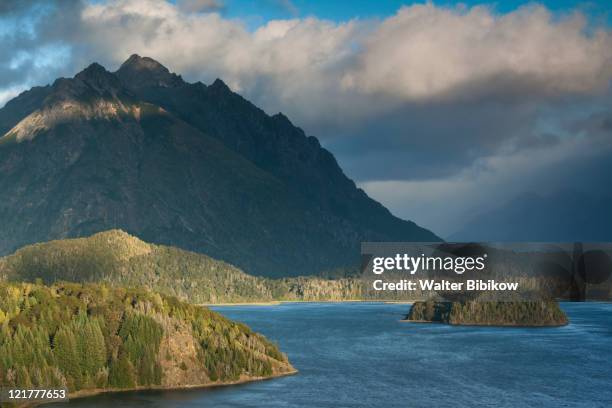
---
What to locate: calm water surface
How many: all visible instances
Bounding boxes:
[55,302,612,407]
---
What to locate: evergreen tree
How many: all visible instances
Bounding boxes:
[108,352,136,389]
[53,325,82,390]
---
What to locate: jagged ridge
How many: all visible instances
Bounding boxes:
[0,55,439,277]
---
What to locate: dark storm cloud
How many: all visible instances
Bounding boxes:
[0,0,85,93]
[0,0,34,14]
[356,97,612,235]
[326,99,545,181]
[0,0,81,17]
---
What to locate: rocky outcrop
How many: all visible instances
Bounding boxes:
[405,300,568,327]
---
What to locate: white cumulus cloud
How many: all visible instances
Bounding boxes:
[342,4,612,100]
[66,0,612,129]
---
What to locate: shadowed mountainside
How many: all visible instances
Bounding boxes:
[0,55,439,277]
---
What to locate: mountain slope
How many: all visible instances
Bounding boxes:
[115,55,424,241]
[0,55,439,277]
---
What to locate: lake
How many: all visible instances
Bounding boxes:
[55,302,612,407]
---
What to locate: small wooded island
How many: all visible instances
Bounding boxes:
[0,282,295,399]
[405,300,568,327]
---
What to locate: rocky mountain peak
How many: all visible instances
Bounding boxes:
[76,62,107,77]
[209,78,230,91]
[74,62,122,94]
[116,54,184,89]
[120,54,164,71]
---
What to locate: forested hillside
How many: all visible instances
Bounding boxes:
[0,230,365,303]
[0,282,294,397]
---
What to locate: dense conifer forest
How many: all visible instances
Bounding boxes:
[0,281,294,398]
[0,230,364,303]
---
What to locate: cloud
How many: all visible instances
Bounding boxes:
[273,0,298,17]
[0,0,80,105]
[47,2,609,139]
[342,4,612,101]
[64,2,612,131]
[360,114,612,235]
[176,0,223,13]
[6,1,611,114]
[0,0,39,15]
[0,86,24,107]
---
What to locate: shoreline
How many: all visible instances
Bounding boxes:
[199,299,611,307]
[201,300,415,306]
[200,301,283,306]
[400,319,568,328]
[52,368,298,405]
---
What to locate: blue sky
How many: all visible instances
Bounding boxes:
[219,0,611,27]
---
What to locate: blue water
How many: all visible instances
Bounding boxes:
[57,302,611,407]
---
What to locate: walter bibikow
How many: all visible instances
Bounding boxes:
[372,279,519,291]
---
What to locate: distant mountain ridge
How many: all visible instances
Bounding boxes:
[449,190,612,242]
[0,60,438,277]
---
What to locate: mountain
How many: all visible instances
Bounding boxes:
[0,229,363,303]
[449,190,612,242]
[0,55,439,277]
[0,281,294,394]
